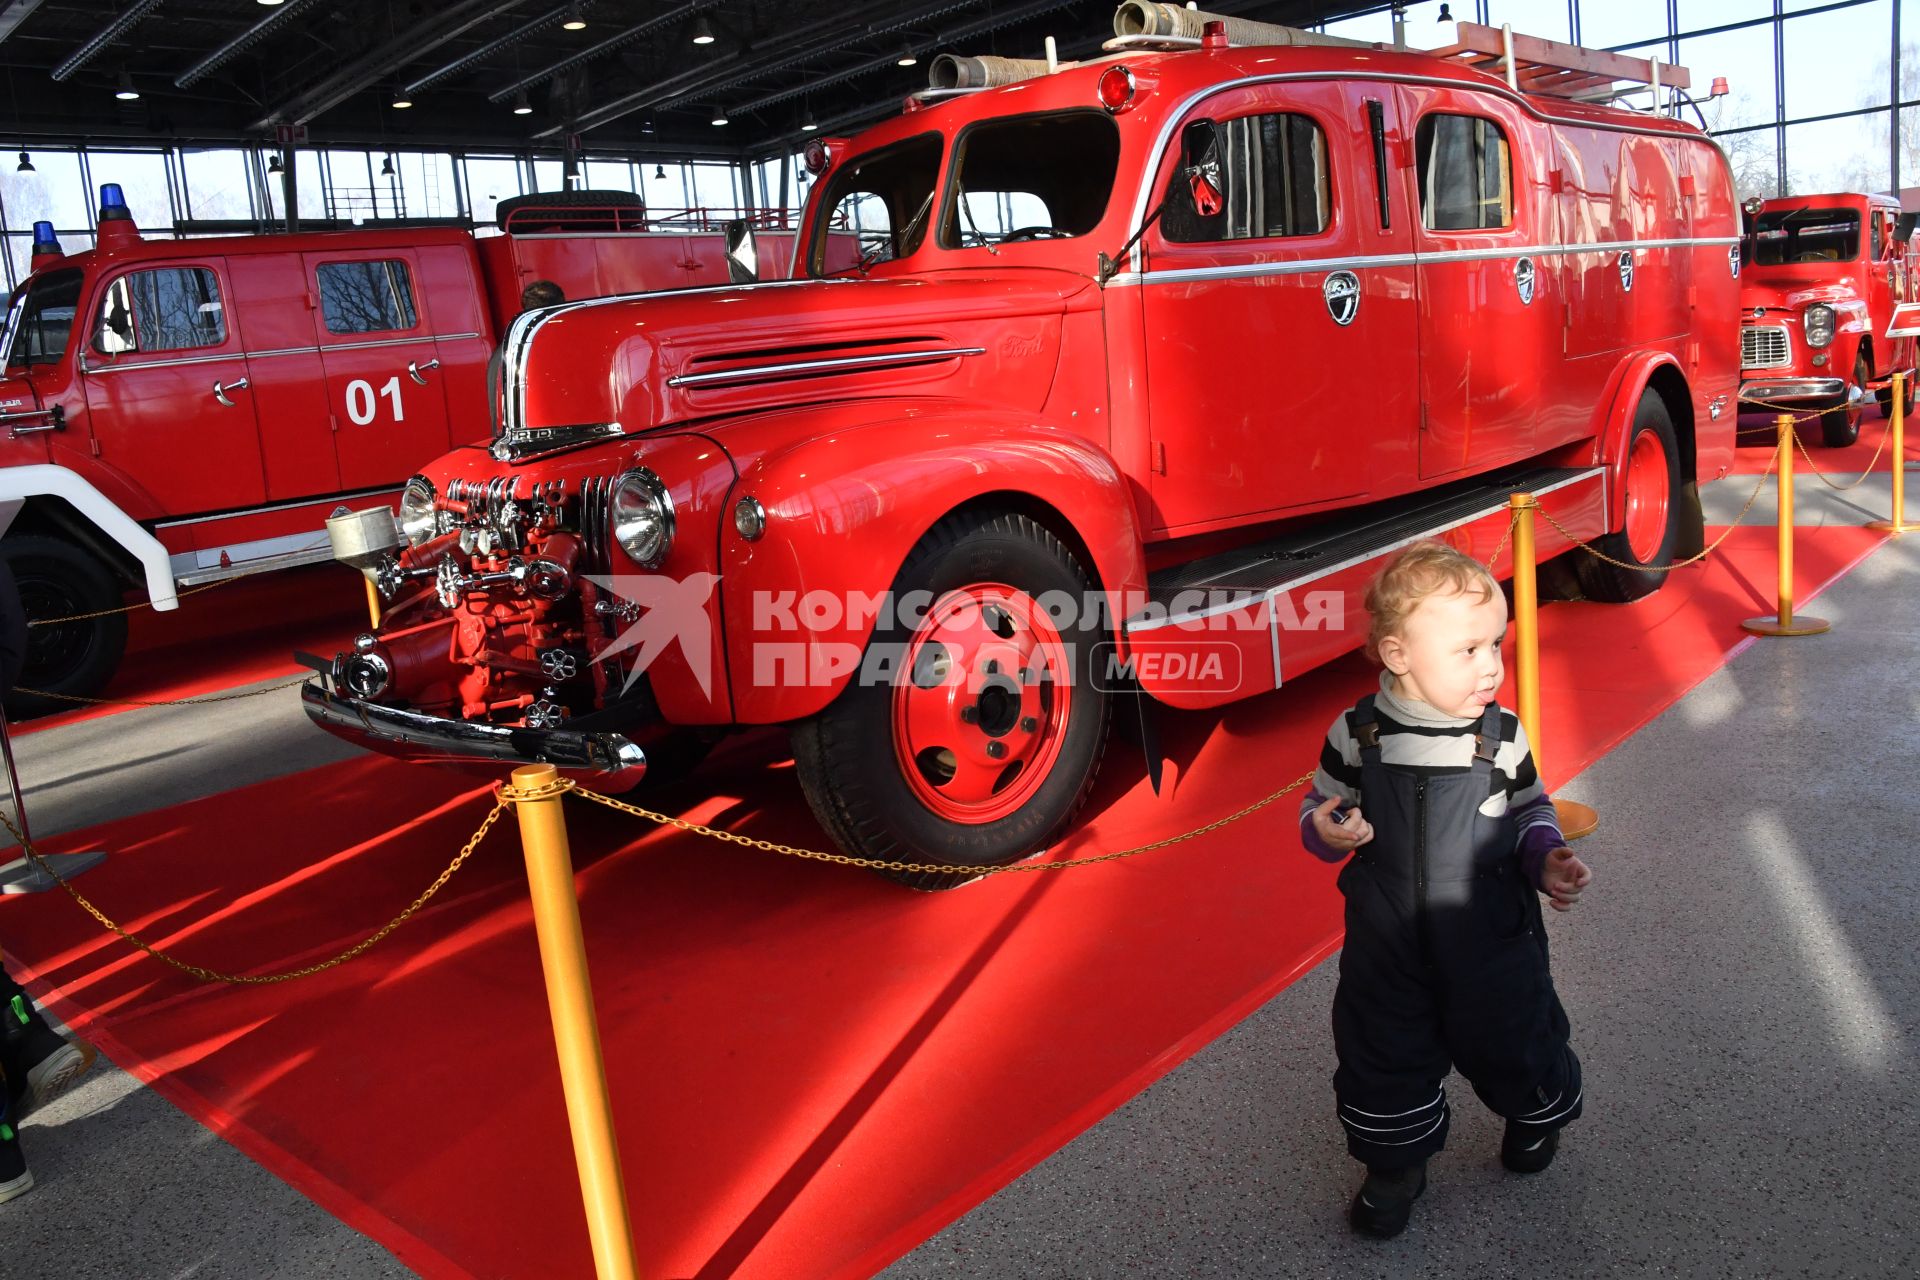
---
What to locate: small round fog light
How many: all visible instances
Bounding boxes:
[734,495,766,541]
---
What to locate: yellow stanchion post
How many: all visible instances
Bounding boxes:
[509,763,640,1280]
[363,577,382,628]
[1508,495,1598,841]
[1868,371,1915,534]
[1742,414,1831,637]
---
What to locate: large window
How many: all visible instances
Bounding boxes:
[1162,112,1330,243]
[939,111,1121,248]
[3,268,82,366]
[1416,113,1513,230]
[95,266,225,353]
[809,133,943,275]
[1752,207,1862,265]
[316,260,418,334]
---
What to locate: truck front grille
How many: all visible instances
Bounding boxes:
[1742,325,1790,369]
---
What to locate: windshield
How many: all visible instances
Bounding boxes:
[808,133,943,277]
[939,110,1121,249]
[2,269,84,368]
[1752,208,1860,266]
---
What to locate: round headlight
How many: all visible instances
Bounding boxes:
[1804,303,1836,348]
[733,495,766,541]
[609,467,674,568]
[398,476,438,547]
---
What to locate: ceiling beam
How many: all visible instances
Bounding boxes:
[176,0,329,90]
[249,0,532,130]
[50,0,164,82]
[405,3,573,95]
[0,0,48,48]
[485,0,722,103]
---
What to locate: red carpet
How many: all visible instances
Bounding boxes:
[19,564,369,736]
[0,524,1889,1279]
[1731,410,1920,477]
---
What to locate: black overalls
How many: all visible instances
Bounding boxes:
[1330,694,1582,1169]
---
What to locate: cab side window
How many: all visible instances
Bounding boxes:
[1162,112,1330,243]
[95,267,225,354]
[317,259,419,335]
[1871,210,1889,261]
[1417,113,1512,230]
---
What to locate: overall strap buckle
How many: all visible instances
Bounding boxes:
[1347,694,1383,757]
[1470,703,1503,770]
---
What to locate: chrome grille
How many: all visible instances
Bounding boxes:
[1742,325,1790,369]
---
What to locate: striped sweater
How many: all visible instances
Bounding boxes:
[1299,672,1566,890]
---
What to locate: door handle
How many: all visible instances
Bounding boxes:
[408,358,441,386]
[212,376,250,407]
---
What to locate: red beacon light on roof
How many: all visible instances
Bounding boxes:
[1097,64,1138,113]
[95,182,141,249]
[803,137,833,176]
[1201,19,1229,50]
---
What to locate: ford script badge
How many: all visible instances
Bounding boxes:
[1729,243,1741,278]
[1618,249,1635,292]
[1515,256,1536,306]
[1324,271,1361,326]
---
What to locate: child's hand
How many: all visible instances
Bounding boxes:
[1311,795,1374,852]
[1541,847,1592,912]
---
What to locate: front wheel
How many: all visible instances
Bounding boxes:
[1575,394,1680,605]
[1,535,129,718]
[790,510,1111,890]
[1876,366,1914,418]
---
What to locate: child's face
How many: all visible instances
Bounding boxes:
[1378,585,1507,718]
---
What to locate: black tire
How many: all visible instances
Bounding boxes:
[789,510,1112,890]
[1,535,128,718]
[495,189,645,232]
[1575,394,1681,605]
[1820,349,1869,447]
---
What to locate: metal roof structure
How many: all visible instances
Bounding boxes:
[0,1,1383,161]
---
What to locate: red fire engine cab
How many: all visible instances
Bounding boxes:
[0,184,803,713]
[305,10,1741,884]
[1737,191,1919,446]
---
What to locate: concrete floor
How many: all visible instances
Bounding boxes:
[3,466,1916,1279]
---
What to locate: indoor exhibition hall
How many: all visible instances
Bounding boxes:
[1,1,1915,1277]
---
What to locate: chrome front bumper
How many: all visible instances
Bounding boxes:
[302,683,647,785]
[1740,377,1860,405]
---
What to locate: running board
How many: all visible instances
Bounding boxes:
[1122,466,1605,710]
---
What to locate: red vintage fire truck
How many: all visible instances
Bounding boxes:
[0,186,805,713]
[305,12,1741,883]
[1737,191,1919,446]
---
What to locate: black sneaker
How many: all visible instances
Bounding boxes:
[1,994,95,1119]
[1500,1123,1559,1173]
[1348,1162,1427,1238]
[0,1098,30,1205]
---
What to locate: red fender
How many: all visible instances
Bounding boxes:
[717,406,1147,724]
[1592,349,1686,530]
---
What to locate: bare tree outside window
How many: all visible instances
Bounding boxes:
[316,260,418,334]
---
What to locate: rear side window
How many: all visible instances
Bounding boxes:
[317,259,418,334]
[1162,112,1331,243]
[95,267,226,354]
[1417,114,1512,230]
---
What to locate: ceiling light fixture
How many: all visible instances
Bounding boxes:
[380,154,395,176]
[16,151,34,173]
[710,105,729,126]
[267,151,284,173]
[654,164,666,179]
[800,108,818,132]
[640,114,655,134]
[897,46,917,67]
[257,1,286,6]
[1437,3,1453,20]
[691,16,716,45]
[391,87,413,108]
[513,89,533,115]
[115,70,139,100]
[562,2,586,31]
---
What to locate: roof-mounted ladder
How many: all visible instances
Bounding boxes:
[1427,21,1693,112]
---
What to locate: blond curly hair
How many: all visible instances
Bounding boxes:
[1362,540,1501,662]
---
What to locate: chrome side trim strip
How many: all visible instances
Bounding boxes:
[170,531,337,586]
[665,346,986,388]
[153,485,398,529]
[1128,467,1604,632]
[88,332,487,367]
[1107,237,1739,288]
[81,351,238,374]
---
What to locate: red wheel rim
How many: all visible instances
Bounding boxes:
[890,583,1074,825]
[1623,428,1670,564]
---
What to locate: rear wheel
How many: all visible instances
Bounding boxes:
[790,510,1111,890]
[1820,350,1870,446]
[1876,363,1914,417]
[1575,394,1680,605]
[1,535,128,718]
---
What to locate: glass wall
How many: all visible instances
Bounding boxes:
[0,141,766,290]
[1317,0,1920,205]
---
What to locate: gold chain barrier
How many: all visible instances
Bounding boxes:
[15,676,312,709]
[0,798,507,985]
